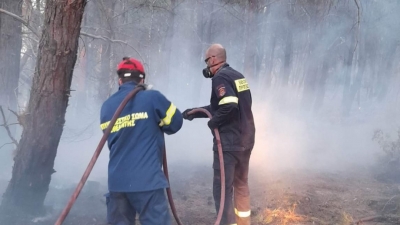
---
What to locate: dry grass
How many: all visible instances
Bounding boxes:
[338,211,354,225]
[259,204,307,225]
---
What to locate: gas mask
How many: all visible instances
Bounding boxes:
[202,62,224,78]
[202,67,213,78]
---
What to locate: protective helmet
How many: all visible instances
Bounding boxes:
[116,57,145,79]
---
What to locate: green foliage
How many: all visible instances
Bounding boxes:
[372,128,400,183]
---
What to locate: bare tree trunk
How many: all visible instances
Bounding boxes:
[99,40,112,101]
[263,35,276,90]
[243,0,260,80]
[341,33,356,116]
[342,43,365,116]
[75,3,93,116]
[301,61,319,111]
[97,0,115,103]
[0,0,23,163]
[376,42,397,101]
[0,0,86,221]
[281,30,293,87]
[191,0,212,103]
[159,0,176,92]
[0,0,22,112]
[313,55,330,113]
[254,9,267,83]
[301,22,319,112]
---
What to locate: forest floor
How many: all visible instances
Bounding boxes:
[0,164,399,225]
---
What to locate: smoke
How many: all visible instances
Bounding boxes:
[0,1,400,222]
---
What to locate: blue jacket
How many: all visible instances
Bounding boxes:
[100,82,183,192]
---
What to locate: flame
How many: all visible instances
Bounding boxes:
[260,204,307,225]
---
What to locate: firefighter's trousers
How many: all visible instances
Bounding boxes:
[105,188,171,225]
[213,149,252,225]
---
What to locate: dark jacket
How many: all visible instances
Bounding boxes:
[194,64,255,151]
[100,82,183,192]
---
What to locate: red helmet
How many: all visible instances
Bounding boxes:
[116,57,145,78]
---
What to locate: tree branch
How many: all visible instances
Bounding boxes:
[0,106,19,148]
[80,31,145,63]
[0,8,40,37]
[8,108,19,118]
[0,8,144,62]
[0,7,146,70]
[0,142,13,150]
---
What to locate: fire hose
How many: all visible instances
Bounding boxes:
[54,85,226,225]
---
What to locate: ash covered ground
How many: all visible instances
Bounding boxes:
[1,162,399,225]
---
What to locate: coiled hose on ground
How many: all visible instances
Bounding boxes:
[54,85,225,225]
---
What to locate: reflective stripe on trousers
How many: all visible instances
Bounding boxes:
[234,208,251,218]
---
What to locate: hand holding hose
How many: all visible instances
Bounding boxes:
[182,108,195,121]
[54,101,225,225]
[185,108,225,225]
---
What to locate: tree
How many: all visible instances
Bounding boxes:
[0,0,86,221]
[0,0,22,111]
[243,0,261,80]
[0,0,23,149]
[97,0,116,103]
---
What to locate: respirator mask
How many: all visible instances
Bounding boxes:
[202,61,224,78]
[202,67,213,78]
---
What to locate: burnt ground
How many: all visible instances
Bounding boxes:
[1,164,400,225]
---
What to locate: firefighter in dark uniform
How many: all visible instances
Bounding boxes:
[183,44,255,225]
[100,57,183,225]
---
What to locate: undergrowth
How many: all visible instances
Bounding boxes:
[372,128,400,183]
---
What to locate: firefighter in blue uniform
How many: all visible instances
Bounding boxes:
[100,57,183,225]
[183,44,255,225]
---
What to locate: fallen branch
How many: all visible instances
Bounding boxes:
[353,214,400,224]
[0,106,19,148]
[381,195,399,212]
[354,215,384,224]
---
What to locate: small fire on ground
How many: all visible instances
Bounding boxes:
[258,204,306,225]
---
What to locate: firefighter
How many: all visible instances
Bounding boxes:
[182,44,255,225]
[100,57,183,225]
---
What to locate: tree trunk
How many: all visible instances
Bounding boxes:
[341,34,356,116]
[191,0,213,104]
[0,0,22,112]
[97,0,115,103]
[159,0,176,93]
[243,0,260,81]
[281,29,293,87]
[376,41,397,101]
[313,55,330,113]
[75,4,94,116]
[301,59,319,111]
[263,35,276,90]
[342,45,365,116]
[0,0,86,221]
[0,0,23,163]
[99,40,112,101]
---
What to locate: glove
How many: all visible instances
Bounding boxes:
[207,119,218,130]
[182,109,195,121]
